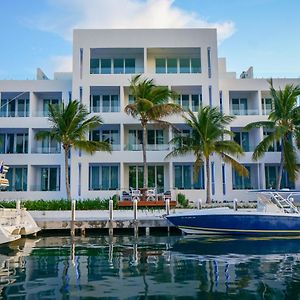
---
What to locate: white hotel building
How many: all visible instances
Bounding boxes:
[0,28,299,202]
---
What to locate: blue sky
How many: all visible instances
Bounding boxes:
[0,0,299,79]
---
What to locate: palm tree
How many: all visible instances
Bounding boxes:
[245,79,300,189]
[167,106,248,203]
[35,100,111,233]
[125,75,182,190]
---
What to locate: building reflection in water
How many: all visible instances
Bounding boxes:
[1,235,300,298]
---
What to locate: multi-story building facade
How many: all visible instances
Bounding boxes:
[0,28,299,202]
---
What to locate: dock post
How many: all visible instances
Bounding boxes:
[133,199,138,237]
[109,199,114,236]
[71,199,76,236]
[197,198,202,210]
[16,199,21,211]
[233,198,238,211]
[133,199,138,220]
[109,199,114,221]
[165,199,170,215]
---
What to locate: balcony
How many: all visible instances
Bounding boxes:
[124,144,169,151]
[31,147,61,154]
[90,48,144,75]
[230,108,259,116]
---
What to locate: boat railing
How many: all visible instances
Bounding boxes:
[258,191,300,214]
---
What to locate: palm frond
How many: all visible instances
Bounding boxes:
[73,140,112,154]
[222,153,249,177]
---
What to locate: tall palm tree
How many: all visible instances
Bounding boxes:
[245,79,300,189]
[167,106,248,203]
[35,100,111,233]
[125,75,182,189]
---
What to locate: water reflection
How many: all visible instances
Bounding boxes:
[0,235,300,299]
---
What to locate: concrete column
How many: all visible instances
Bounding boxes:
[259,163,266,189]
[120,85,125,112]
[168,161,173,193]
[144,48,148,74]
[120,123,125,152]
[120,162,125,191]
[257,90,262,115]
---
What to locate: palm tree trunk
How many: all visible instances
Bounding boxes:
[64,148,71,200]
[64,147,74,236]
[276,141,284,190]
[205,156,211,204]
[142,123,148,189]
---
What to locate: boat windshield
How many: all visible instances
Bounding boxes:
[255,190,300,214]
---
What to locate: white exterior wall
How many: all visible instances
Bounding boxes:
[0,28,299,202]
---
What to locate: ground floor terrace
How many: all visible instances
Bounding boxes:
[0,161,297,203]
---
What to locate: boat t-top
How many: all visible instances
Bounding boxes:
[166,190,300,235]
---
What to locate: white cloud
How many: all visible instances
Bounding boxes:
[33,0,235,44]
[51,55,73,72]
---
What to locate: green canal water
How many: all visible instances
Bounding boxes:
[1,234,300,299]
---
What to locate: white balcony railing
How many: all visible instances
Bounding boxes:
[124,144,169,151]
[230,109,259,116]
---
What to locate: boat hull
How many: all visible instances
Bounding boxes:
[166,210,300,235]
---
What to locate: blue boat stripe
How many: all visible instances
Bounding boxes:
[179,225,300,233]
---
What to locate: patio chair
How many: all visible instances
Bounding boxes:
[146,188,156,201]
[130,188,141,201]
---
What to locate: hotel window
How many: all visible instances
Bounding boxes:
[211,162,215,195]
[43,99,59,117]
[113,58,124,74]
[179,58,190,73]
[231,98,248,115]
[209,85,212,107]
[176,94,202,111]
[207,47,212,78]
[128,95,136,104]
[90,59,99,74]
[0,98,29,117]
[191,58,201,73]
[91,95,120,112]
[89,165,119,190]
[41,167,60,191]
[129,165,164,192]
[39,136,60,154]
[222,164,226,195]
[261,98,273,115]
[91,129,120,150]
[125,59,135,73]
[128,129,164,150]
[191,94,201,112]
[265,165,294,189]
[232,166,251,189]
[101,59,111,74]
[0,133,28,154]
[5,167,27,191]
[219,91,223,113]
[156,57,201,74]
[156,59,166,74]
[263,130,281,152]
[233,131,250,152]
[181,95,189,110]
[174,164,204,189]
[80,48,83,79]
[167,58,177,73]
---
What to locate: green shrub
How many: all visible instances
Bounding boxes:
[177,193,189,208]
